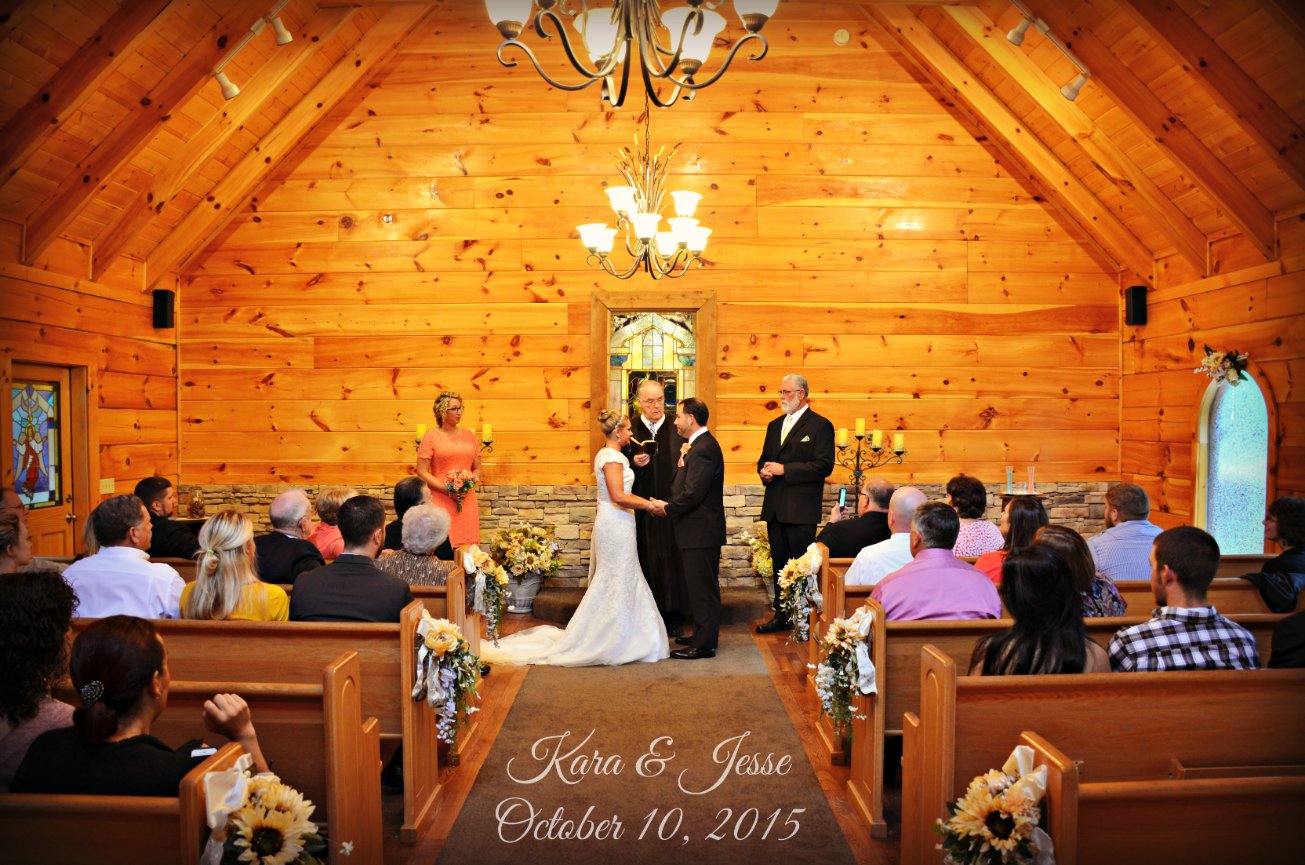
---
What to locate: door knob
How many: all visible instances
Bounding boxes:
[65,513,77,523]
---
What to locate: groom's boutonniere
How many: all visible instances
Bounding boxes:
[678,441,691,468]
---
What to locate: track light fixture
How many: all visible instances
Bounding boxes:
[1005,1,1092,101]
[210,1,294,101]
[1005,18,1031,45]
[1060,71,1089,101]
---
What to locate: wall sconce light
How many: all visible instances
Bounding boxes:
[210,1,294,101]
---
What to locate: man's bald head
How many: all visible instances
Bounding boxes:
[269,489,312,532]
[887,486,927,534]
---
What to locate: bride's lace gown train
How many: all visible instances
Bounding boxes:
[480,448,669,666]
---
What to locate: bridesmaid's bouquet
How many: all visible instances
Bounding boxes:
[445,469,478,513]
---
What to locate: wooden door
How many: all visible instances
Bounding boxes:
[11,363,75,555]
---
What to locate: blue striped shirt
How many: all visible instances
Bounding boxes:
[1087,519,1163,582]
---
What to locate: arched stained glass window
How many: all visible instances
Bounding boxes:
[1198,374,1269,554]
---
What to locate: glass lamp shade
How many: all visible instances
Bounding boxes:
[655,231,679,257]
[606,185,638,215]
[662,8,725,64]
[668,217,698,244]
[687,225,712,253]
[577,222,612,251]
[596,226,617,253]
[485,0,533,27]
[575,7,621,60]
[631,211,661,240]
[734,0,779,16]
[670,190,701,217]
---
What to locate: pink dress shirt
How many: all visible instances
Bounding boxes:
[871,548,1002,621]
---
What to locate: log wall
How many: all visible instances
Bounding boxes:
[181,6,1121,488]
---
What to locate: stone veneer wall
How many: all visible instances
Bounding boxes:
[180,481,1112,588]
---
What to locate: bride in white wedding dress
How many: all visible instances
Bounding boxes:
[479,410,670,666]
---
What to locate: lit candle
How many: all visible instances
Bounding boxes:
[893,433,905,453]
[854,418,866,438]
[482,422,493,443]
[415,423,427,438]
[871,429,883,449]
[836,427,849,448]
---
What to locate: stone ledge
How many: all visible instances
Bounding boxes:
[530,586,772,627]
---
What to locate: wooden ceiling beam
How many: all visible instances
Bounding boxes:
[1120,0,1305,194]
[21,0,270,266]
[1262,1,1305,53]
[0,0,173,183]
[1022,0,1277,261]
[145,5,432,289]
[866,4,1154,280]
[91,6,355,282]
[942,5,1208,275]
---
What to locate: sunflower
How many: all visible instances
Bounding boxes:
[231,805,318,865]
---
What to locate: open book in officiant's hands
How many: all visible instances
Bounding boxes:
[630,438,658,457]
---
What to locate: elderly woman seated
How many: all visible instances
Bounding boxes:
[376,504,459,586]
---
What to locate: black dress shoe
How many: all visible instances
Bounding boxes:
[674,635,694,646]
[666,625,685,638]
[671,647,716,660]
[756,616,792,634]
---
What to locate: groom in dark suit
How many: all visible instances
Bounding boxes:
[654,397,725,660]
[756,374,836,633]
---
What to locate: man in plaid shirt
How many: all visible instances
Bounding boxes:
[1109,525,1260,672]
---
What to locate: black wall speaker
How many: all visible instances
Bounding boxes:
[1124,284,1147,326]
[152,288,175,329]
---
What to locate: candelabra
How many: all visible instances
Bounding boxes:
[835,434,906,493]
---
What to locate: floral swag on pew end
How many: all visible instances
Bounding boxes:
[934,744,1056,865]
[814,606,877,735]
[465,545,509,644]
[201,752,332,865]
[412,610,481,745]
[1194,344,1250,386]
[777,543,823,642]
[738,526,774,579]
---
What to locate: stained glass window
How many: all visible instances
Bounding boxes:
[12,380,61,508]
[1201,375,1269,554]
[608,311,697,414]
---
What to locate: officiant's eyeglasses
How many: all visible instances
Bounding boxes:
[639,396,665,404]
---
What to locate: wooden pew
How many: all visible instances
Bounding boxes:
[1023,730,1305,865]
[1113,576,1298,615]
[0,742,245,865]
[153,556,197,582]
[899,647,1305,865]
[841,602,1287,838]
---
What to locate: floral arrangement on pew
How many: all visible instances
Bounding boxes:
[933,744,1055,865]
[203,755,331,865]
[412,610,481,745]
[1194,344,1250,386]
[489,524,563,580]
[738,525,774,579]
[445,469,479,513]
[468,546,509,644]
[776,542,823,643]
[814,606,876,735]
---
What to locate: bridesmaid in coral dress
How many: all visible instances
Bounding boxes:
[415,390,482,548]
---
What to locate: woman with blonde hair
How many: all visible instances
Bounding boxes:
[181,509,288,621]
[415,390,483,547]
[307,486,355,560]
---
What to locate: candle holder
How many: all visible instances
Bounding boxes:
[835,435,907,491]
[480,438,495,455]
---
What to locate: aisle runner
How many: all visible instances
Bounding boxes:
[437,626,857,865]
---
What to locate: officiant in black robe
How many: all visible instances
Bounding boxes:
[626,380,689,636]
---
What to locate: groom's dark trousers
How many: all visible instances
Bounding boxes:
[666,430,726,652]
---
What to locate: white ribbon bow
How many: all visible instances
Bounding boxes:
[464,547,488,614]
[854,609,877,694]
[199,753,255,865]
[412,615,449,709]
[1001,745,1056,865]
[805,543,824,613]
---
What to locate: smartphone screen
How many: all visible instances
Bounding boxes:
[838,488,847,509]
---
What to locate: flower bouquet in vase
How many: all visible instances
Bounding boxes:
[489,524,562,614]
[444,469,478,513]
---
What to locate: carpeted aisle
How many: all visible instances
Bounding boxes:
[436,625,857,865]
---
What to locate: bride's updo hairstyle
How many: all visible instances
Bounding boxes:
[598,409,626,437]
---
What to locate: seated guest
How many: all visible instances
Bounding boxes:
[133,476,200,560]
[969,546,1110,675]
[815,477,894,559]
[946,474,1004,556]
[378,504,459,587]
[870,501,1001,621]
[1109,526,1260,671]
[975,496,1048,584]
[181,510,288,622]
[845,486,927,586]
[0,571,77,791]
[13,615,268,796]
[1035,524,1127,618]
[253,489,324,584]
[307,486,354,560]
[64,495,184,619]
[384,477,454,558]
[1087,483,1162,582]
[0,511,34,574]
[1269,610,1305,668]
[290,495,413,623]
[1262,496,1305,574]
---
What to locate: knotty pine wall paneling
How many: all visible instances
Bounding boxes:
[182,5,1122,488]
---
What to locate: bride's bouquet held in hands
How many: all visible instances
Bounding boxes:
[445,469,478,513]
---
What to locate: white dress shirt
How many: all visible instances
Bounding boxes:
[64,546,185,619]
[844,532,913,587]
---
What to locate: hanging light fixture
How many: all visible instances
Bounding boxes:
[1004,1,1092,102]
[484,0,779,108]
[577,99,711,279]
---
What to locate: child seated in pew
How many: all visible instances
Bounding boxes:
[181,509,289,622]
[12,615,269,797]
[969,545,1110,675]
[1034,524,1127,618]
[0,571,77,791]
